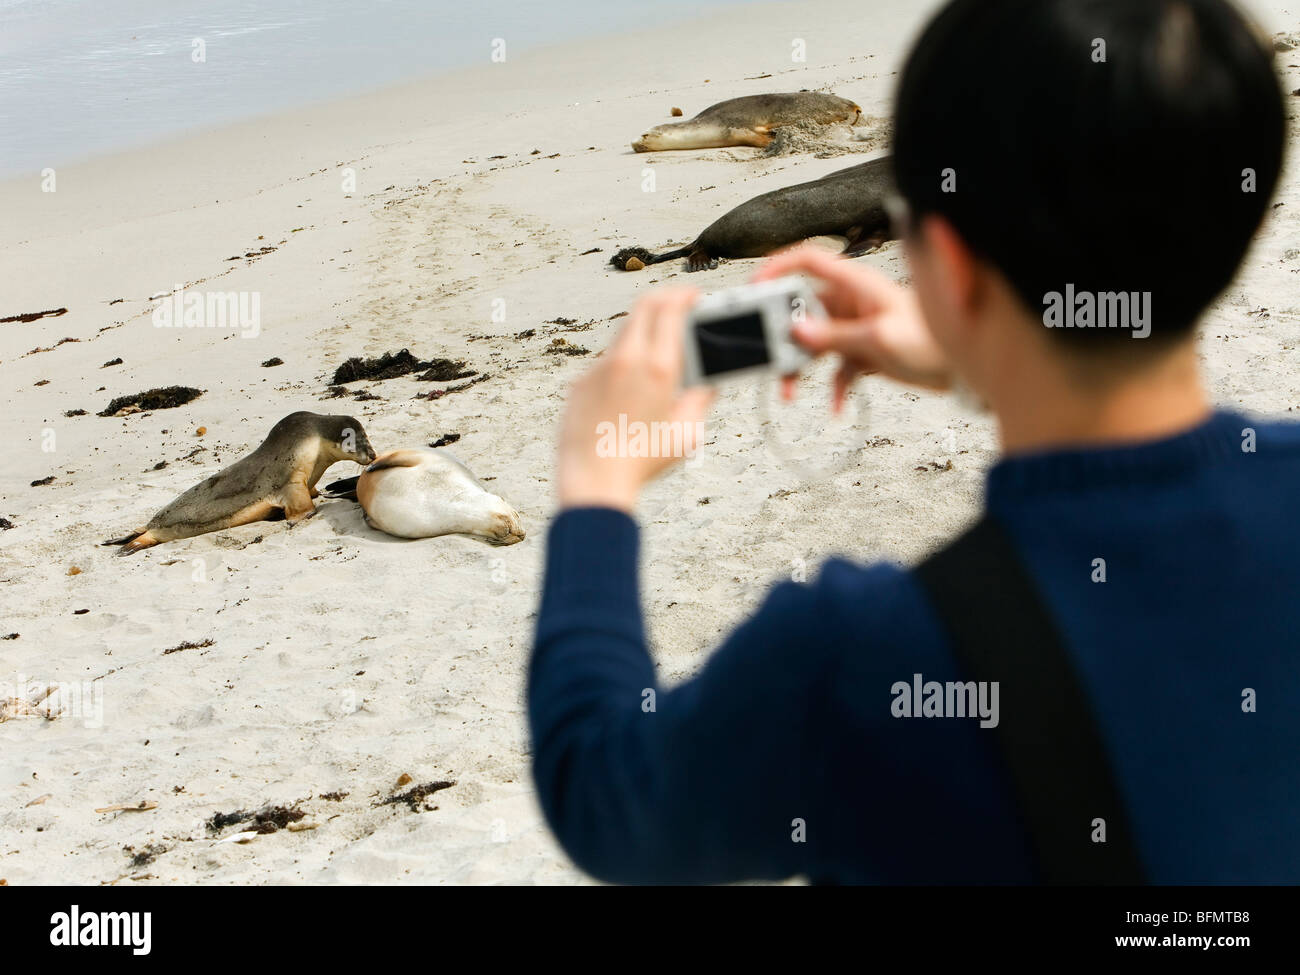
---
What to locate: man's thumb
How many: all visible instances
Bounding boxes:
[791,319,835,352]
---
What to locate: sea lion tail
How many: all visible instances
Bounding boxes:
[323,476,360,500]
[610,245,693,272]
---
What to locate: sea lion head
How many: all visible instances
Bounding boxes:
[315,413,377,465]
[631,129,663,153]
[632,124,707,152]
[482,495,526,546]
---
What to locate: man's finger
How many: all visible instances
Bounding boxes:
[790,318,839,354]
[612,292,657,360]
[832,360,861,415]
[646,287,699,376]
[792,317,883,376]
[754,244,862,290]
[757,245,896,317]
[670,386,716,459]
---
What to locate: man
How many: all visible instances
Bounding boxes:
[529,0,1295,883]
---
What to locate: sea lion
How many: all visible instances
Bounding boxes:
[632,92,862,152]
[104,412,376,555]
[611,155,895,272]
[325,447,524,545]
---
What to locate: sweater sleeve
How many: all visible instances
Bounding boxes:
[528,507,841,883]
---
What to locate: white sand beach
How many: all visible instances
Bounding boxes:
[1,0,1298,884]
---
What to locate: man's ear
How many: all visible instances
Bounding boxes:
[917,213,983,320]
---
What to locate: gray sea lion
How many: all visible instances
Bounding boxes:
[104,412,376,555]
[632,92,862,152]
[612,155,895,272]
[325,447,524,545]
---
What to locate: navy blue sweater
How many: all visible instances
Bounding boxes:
[529,410,1300,883]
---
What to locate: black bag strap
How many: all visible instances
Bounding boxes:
[914,515,1146,885]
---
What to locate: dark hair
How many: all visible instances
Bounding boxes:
[894,0,1286,349]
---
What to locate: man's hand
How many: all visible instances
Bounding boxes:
[754,246,954,408]
[557,287,715,513]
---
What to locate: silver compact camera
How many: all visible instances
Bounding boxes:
[682,276,820,387]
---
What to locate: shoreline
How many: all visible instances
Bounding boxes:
[0,0,756,181]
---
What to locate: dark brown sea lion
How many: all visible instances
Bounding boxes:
[612,155,895,272]
[104,412,376,555]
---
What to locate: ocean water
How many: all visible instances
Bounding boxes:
[0,0,752,176]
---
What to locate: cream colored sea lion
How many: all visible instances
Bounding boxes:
[326,448,524,545]
[631,92,862,152]
[104,412,376,555]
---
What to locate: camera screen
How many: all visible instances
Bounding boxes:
[695,312,770,376]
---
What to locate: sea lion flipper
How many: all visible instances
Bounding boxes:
[686,248,719,272]
[102,531,144,547]
[117,530,159,555]
[223,497,282,529]
[366,449,429,472]
[323,476,360,500]
[280,486,314,523]
[842,226,890,257]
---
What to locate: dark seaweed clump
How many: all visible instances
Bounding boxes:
[162,638,214,655]
[416,358,476,382]
[610,247,655,271]
[125,843,167,867]
[330,349,479,386]
[415,375,488,401]
[375,780,456,812]
[248,805,305,833]
[0,307,67,324]
[330,349,424,384]
[207,809,250,832]
[545,339,590,357]
[206,803,305,834]
[98,386,202,416]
